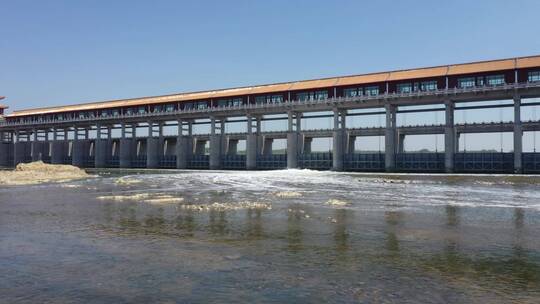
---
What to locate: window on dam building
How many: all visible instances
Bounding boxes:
[100,109,120,117]
[486,74,505,86]
[344,86,380,97]
[182,101,208,110]
[365,86,379,96]
[78,111,96,119]
[397,81,438,93]
[217,98,243,107]
[458,77,476,88]
[297,90,328,101]
[397,83,412,93]
[152,105,174,113]
[344,87,363,97]
[529,71,540,82]
[255,95,283,104]
[419,81,437,91]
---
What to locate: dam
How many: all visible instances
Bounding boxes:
[2,55,540,173]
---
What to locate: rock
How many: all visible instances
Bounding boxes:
[0,161,90,186]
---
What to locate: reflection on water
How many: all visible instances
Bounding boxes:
[1,169,540,303]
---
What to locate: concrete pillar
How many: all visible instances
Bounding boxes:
[176,136,191,169]
[444,101,455,173]
[31,130,44,162]
[94,140,107,168]
[176,120,192,169]
[227,139,239,155]
[385,104,397,172]
[286,112,299,169]
[158,122,165,158]
[303,137,312,154]
[72,127,87,167]
[13,131,22,166]
[0,141,10,167]
[119,124,131,168]
[209,117,222,170]
[263,137,273,156]
[146,121,159,168]
[95,125,107,168]
[146,137,159,168]
[194,139,206,155]
[246,134,257,169]
[332,109,346,171]
[287,133,298,169]
[119,139,132,168]
[0,131,6,166]
[514,96,523,173]
[209,135,221,169]
[347,135,356,154]
[397,134,406,154]
[51,129,65,164]
[246,116,258,170]
[72,141,85,167]
[13,143,26,166]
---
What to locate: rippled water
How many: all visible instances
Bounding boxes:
[1,170,540,303]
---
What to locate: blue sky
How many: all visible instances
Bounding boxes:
[2,0,540,151]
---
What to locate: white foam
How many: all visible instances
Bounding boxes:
[104,170,540,212]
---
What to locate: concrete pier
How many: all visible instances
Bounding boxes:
[303,137,312,154]
[262,137,273,156]
[332,109,346,171]
[385,105,397,172]
[119,139,132,168]
[146,122,160,169]
[246,116,258,170]
[227,139,238,155]
[94,139,107,168]
[209,117,222,170]
[514,96,523,173]
[176,136,191,169]
[13,142,27,166]
[94,124,107,168]
[397,134,405,153]
[287,133,298,169]
[0,142,10,166]
[50,141,65,164]
[31,141,44,161]
[194,139,206,156]
[444,101,455,173]
[119,124,132,168]
[246,134,257,169]
[146,137,160,168]
[72,140,85,167]
[286,112,300,169]
[209,135,221,169]
[347,136,356,154]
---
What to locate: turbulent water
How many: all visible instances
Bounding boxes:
[1,169,540,303]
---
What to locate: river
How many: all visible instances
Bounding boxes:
[1,169,539,303]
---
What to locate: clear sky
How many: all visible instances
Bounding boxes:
[2,0,540,151]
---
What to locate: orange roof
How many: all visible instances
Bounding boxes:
[336,73,390,86]
[387,66,448,81]
[447,58,516,75]
[516,56,540,69]
[7,54,540,117]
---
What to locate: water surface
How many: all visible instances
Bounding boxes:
[1,170,540,303]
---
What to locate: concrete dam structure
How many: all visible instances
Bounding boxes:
[2,55,540,173]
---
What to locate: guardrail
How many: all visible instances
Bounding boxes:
[2,82,540,128]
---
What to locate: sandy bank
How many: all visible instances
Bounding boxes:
[0,161,90,186]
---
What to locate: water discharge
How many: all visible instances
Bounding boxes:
[1,169,540,303]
